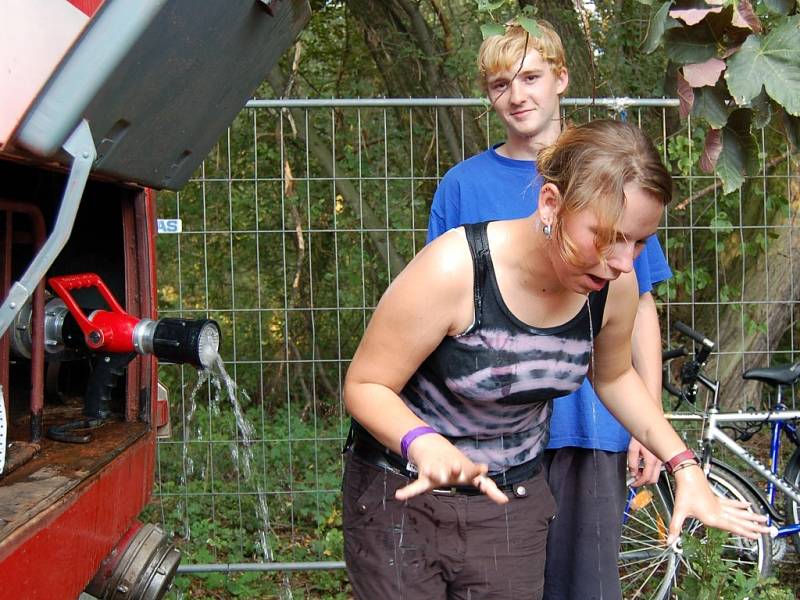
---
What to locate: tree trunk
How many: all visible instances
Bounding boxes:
[519,0,596,99]
[346,0,485,162]
[266,67,408,277]
[713,157,800,410]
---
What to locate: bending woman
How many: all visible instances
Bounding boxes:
[342,119,766,600]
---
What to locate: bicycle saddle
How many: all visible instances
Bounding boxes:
[742,362,800,386]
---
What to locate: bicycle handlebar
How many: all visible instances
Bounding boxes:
[663,324,718,408]
[663,380,683,399]
[674,321,715,350]
[662,346,687,362]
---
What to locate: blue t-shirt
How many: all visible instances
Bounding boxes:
[427,143,672,452]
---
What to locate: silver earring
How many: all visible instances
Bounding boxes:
[542,223,552,239]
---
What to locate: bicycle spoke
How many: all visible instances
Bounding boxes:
[620,548,677,599]
[620,482,676,600]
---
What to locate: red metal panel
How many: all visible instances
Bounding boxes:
[0,432,156,598]
[143,190,159,431]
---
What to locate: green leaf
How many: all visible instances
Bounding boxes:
[715,110,758,193]
[763,0,794,15]
[725,16,800,116]
[750,89,772,129]
[476,0,508,11]
[637,0,657,5]
[664,24,718,64]
[480,22,505,39]
[643,1,680,54]
[517,16,542,38]
[709,212,733,233]
[692,84,730,128]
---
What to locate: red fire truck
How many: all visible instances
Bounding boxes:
[0,1,309,597]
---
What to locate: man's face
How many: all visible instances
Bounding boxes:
[485,49,568,144]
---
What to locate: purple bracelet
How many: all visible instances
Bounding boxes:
[400,426,437,460]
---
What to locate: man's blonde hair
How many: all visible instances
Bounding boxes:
[477,20,567,92]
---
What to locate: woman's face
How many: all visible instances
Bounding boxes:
[552,183,664,295]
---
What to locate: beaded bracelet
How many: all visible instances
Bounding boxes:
[670,461,701,475]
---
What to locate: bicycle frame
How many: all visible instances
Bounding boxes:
[668,395,800,539]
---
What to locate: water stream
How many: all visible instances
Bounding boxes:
[180,352,275,563]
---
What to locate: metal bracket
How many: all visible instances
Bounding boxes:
[0,119,96,336]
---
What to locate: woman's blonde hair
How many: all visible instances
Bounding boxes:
[536,120,673,267]
[477,20,567,93]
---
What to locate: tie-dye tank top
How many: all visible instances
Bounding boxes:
[400,222,608,476]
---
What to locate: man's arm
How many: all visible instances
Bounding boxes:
[627,291,664,486]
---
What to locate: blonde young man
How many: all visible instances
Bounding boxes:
[426,22,671,600]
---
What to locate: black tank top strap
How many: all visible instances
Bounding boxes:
[464,222,491,328]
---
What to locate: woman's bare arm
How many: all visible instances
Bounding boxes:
[593,273,767,541]
[343,229,508,503]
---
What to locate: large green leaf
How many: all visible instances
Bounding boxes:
[715,110,758,194]
[664,23,718,64]
[725,16,800,116]
[644,1,679,53]
[692,84,730,128]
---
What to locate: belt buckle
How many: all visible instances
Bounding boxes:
[431,487,457,496]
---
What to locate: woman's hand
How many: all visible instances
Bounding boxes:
[395,434,509,505]
[666,464,769,545]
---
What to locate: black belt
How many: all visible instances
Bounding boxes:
[346,422,541,496]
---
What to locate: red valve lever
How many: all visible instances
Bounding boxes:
[48,273,139,353]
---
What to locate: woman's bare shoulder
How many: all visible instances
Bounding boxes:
[404,227,472,284]
[381,227,474,332]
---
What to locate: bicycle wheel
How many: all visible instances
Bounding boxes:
[680,464,773,579]
[783,447,800,554]
[619,474,679,600]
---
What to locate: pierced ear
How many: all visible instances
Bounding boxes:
[538,183,561,224]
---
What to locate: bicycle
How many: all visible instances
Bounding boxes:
[619,320,800,599]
